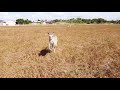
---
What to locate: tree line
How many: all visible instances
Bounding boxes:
[16,18,120,24]
[53,18,120,24]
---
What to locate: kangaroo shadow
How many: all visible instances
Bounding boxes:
[38,47,51,56]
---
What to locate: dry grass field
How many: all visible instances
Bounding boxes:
[0,24,120,78]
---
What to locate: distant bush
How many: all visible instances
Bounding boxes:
[16,19,32,24]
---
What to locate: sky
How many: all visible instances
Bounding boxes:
[0,12,120,21]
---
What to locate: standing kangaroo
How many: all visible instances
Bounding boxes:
[48,32,58,53]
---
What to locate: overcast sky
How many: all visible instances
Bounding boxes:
[0,12,120,21]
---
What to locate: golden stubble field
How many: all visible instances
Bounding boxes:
[0,24,120,78]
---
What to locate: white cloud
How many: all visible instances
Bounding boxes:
[0,12,8,15]
[0,12,21,20]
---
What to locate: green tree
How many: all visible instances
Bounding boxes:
[16,19,32,24]
[24,19,32,24]
[16,19,24,24]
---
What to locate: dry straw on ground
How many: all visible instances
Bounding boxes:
[0,24,120,78]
